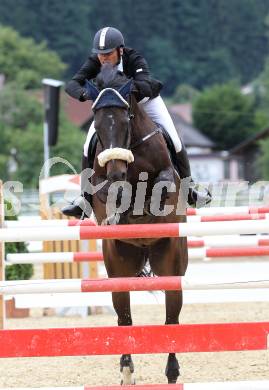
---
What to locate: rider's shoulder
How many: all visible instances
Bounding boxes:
[123,47,146,62]
[124,47,141,55]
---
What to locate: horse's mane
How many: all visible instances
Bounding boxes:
[96,63,128,90]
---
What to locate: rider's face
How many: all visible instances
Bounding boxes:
[97,48,123,66]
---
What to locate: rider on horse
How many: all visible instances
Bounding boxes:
[62,26,211,218]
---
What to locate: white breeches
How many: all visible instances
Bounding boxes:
[83,95,182,157]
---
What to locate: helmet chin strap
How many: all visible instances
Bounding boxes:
[116,47,123,66]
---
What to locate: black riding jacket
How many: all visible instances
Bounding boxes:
[65,47,163,102]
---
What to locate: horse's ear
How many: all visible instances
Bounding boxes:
[84,79,100,101]
[118,79,133,99]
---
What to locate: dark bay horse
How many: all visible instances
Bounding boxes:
[85,64,188,384]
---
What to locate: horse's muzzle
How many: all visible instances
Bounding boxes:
[106,159,128,182]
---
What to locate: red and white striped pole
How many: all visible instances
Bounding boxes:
[187,205,269,216]
[0,322,268,357]
[6,245,269,264]
[4,219,97,228]
[2,220,269,242]
[0,276,269,295]
[1,383,269,390]
[4,213,269,228]
[188,235,269,248]
[6,251,104,264]
[189,246,269,259]
[187,213,269,222]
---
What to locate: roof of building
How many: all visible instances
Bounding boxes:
[169,103,192,124]
[169,110,215,148]
[229,127,269,155]
[63,94,92,127]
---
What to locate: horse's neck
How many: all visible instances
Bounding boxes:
[130,95,172,176]
[130,96,156,139]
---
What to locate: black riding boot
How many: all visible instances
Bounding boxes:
[61,136,97,219]
[175,146,212,208]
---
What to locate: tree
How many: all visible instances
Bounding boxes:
[254,57,269,116]
[0,25,84,187]
[0,77,83,187]
[145,37,181,95]
[0,0,90,77]
[1,0,268,89]
[253,54,269,179]
[257,138,269,180]
[3,104,83,187]
[172,84,200,104]
[192,82,257,150]
[0,25,66,88]
[0,84,43,182]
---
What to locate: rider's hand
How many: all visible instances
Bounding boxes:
[80,89,91,101]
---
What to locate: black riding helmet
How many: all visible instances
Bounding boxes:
[92,27,124,54]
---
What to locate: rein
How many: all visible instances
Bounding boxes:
[127,94,162,150]
[130,126,162,150]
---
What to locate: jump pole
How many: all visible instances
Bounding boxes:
[2,220,269,242]
[1,383,269,390]
[1,276,269,294]
[188,213,269,222]
[4,219,97,228]
[187,205,269,216]
[1,380,269,390]
[0,386,183,390]
[6,245,269,264]
[3,212,269,228]
[0,322,268,357]
[188,235,269,248]
[189,246,269,259]
[6,251,104,264]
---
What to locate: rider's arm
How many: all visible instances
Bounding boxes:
[126,48,163,101]
[65,55,100,101]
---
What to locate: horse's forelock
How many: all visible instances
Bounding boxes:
[96,63,128,90]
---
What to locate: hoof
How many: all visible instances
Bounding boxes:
[120,367,135,385]
[120,355,135,385]
[166,369,180,384]
[120,378,135,385]
[165,354,180,384]
[167,376,179,384]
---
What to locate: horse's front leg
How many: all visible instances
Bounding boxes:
[112,291,135,385]
[165,290,182,383]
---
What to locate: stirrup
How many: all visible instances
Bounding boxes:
[61,195,91,219]
[188,186,212,208]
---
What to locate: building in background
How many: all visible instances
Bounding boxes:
[229,127,269,182]
[169,104,228,182]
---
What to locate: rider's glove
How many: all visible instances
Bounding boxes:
[80,89,91,101]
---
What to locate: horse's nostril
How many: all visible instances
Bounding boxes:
[107,171,127,182]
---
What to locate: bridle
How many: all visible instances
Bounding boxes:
[92,86,162,166]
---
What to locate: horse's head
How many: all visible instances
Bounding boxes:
[85,63,134,182]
